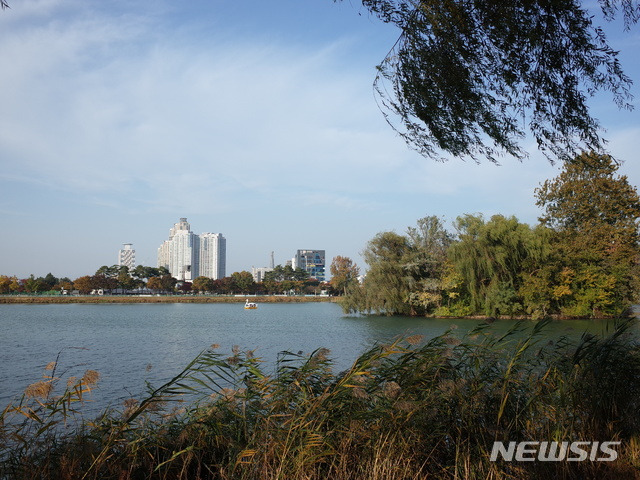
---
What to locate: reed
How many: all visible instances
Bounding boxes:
[1,319,639,479]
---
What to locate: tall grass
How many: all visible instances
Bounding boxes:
[2,320,640,479]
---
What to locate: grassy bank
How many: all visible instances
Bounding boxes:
[0,295,335,304]
[2,319,640,479]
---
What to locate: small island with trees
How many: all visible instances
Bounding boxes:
[339,152,640,319]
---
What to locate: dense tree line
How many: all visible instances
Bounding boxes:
[191,266,327,296]
[0,266,174,295]
[341,152,640,318]
[0,264,330,296]
[0,273,69,294]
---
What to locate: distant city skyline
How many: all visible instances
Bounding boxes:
[2,1,639,280]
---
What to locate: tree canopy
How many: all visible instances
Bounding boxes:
[356,0,639,163]
[534,151,640,316]
[342,152,640,318]
[329,256,360,295]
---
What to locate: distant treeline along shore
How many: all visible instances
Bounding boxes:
[0,295,333,304]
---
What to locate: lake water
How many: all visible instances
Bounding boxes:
[1,302,636,413]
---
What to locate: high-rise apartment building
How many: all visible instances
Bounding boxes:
[118,243,136,269]
[292,249,325,281]
[157,218,226,281]
[200,233,226,280]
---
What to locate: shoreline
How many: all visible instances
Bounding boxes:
[0,295,336,304]
[1,295,635,321]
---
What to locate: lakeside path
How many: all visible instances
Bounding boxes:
[0,295,336,304]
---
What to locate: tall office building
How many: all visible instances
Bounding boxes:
[292,249,326,281]
[118,243,136,269]
[158,218,226,281]
[200,233,226,280]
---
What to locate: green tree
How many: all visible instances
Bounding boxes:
[357,231,414,315]
[42,273,58,290]
[23,275,47,293]
[231,271,256,294]
[329,256,360,295]
[192,276,214,293]
[131,265,168,281]
[95,265,119,278]
[343,216,454,315]
[449,214,547,316]
[535,151,640,316]
[131,265,149,281]
[292,267,310,282]
[264,265,284,283]
[159,275,177,293]
[356,0,638,162]
[117,268,136,291]
[262,265,309,293]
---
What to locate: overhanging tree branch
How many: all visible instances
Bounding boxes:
[358,0,639,163]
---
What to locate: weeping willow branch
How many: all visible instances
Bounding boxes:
[360,0,638,163]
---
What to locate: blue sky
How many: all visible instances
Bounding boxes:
[1,0,639,280]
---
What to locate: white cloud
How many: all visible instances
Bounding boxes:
[0,6,410,216]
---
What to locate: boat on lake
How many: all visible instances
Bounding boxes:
[244,299,257,309]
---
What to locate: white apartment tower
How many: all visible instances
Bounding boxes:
[200,233,226,280]
[158,218,226,281]
[118,243,136,269]
[157,218,199,281]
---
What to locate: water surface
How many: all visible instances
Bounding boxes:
[0,302,634,411]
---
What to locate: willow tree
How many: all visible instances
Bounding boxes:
[356,231,414,315]
[342,216,453,315]
[354,0,639,163]
[449,214,548,316]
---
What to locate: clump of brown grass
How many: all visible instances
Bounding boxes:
[24,381,53,400]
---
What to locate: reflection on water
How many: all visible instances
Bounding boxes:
[0,302,637,413]
[345,313,629,347]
